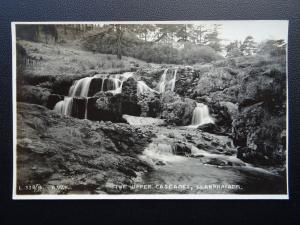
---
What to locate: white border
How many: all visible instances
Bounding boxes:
[12,21,289,200]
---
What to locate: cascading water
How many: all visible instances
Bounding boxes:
[69,77,93,97]
[158,69,168,93]
[191,103,214,126]
[53,97,73,116]
[158,68,177,93]
[137,81,159,95]
[170,69,177,92]
[53,72,134,118]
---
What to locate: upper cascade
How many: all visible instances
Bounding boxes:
[137,80,159,95]
[158,68,178,93]
[53,72,134,117]
[158,69,168,93]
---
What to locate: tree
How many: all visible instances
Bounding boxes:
[225,41,243,57]
[133,24,156,42]
[176,24,193,44]
[41,25,58,44]
[240,35,256,56]
[115,25,123,59]
[257,39,286,57]
[203,24,222,52]
[190,24,209,45]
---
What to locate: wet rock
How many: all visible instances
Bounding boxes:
[138,92,162,117]
[155,161,166,166]
[203,158,227,166]
[167,133,175,138]
[172,142,192,156]
[160,91,196,126]
[47,94,64,109]
[197,123,219,134]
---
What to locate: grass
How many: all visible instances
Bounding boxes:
[18,40,146,77]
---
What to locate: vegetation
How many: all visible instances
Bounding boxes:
[16,23,287,67]
[17,40,144,76]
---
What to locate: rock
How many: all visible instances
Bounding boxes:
[197,123,218,134]
[138,92,161,117]
[47,94,64,109]
[17,85,51,106]
[167,133,175,138]
[237,147,267,165]
[160,91,196,126]
[16,103,153,194]
[233,102,286,165]
[238,68,286,109]
[155,161,166,166]
[172,142,192,156]
[203,158,227,166]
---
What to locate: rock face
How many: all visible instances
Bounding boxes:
[160,91,196,126]
[120,77,141,116]
[16,103,154,194]
[17,85,51,106]
[232,67,286,166]
[90,78,141,122]
[138,92,162,118]
[233,102,286,165]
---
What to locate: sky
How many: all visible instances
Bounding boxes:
[95,20,289,44]
[214,20,288,44]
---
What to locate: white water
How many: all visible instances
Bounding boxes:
[170,69,177,92]
[53,72,134,118]
[122,114,165,126]
[69,77,93,97]
[137,81,159,95]
[158,69,168,93]
[191,103,214,127]
[158,69,178,93]
[53,97,73,116]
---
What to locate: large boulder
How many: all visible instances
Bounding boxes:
[160,91,196,126]
[89,77,141,122]
[120,77,141,116]
[238,68,286,110]
[138,92,161,117]
[89,92,123,122]
[17,85,51,106]
[233,102,286,165]
[172,142,192,156]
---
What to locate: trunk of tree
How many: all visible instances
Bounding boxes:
[116,25,123,59]
[64,25,67,34]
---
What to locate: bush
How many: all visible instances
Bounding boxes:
[180,44,223,64]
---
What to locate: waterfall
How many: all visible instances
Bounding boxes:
[170,69,177,92]
[69,77,93,97]
[54,97,73,116]
[84,98,89,119]
[158,69,177,93]
[158,69,168,93]
[191,103,214,126]
[137,81,158,95]
[53,72,134,119]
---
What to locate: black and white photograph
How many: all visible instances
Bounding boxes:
[13,21,288,199]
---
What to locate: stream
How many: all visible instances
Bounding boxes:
[133,125,286,195]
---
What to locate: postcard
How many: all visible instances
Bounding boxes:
[12,21,288,199]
